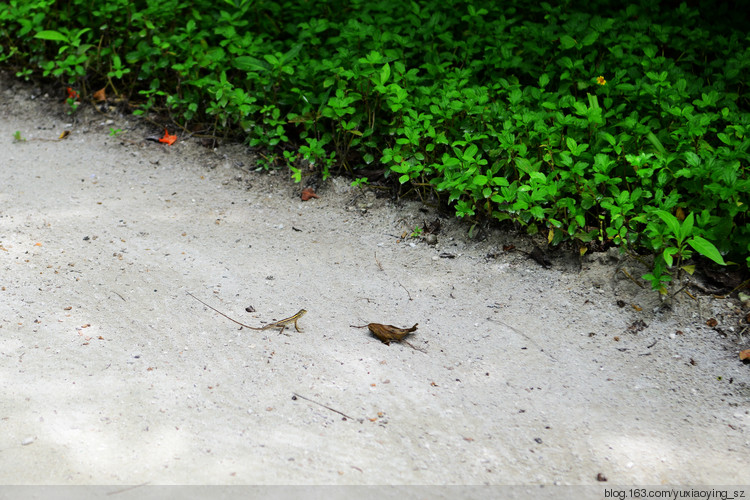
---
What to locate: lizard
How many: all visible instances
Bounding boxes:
[187,292,306,335]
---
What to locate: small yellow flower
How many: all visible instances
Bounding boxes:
[596,75,607,85]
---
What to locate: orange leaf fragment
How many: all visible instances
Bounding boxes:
[740,350,750,361]
[34,242,42,246]
[158,128,177,145]
[92,87,106,102]
[301,187,319,201]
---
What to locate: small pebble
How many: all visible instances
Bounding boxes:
[21,436,35,446]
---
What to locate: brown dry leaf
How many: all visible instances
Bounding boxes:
[706,318,718,327]
[740,350,750,361]
[423,218,441,235]
[92,87,106,102]
[675,206,686,221]
[59,130,71,140]
[301,187,319,201]
[626,319,647,333]
[366,322,418,345]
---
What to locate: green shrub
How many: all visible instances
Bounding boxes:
[1,0,747,289]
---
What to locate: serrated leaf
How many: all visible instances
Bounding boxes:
[687,236,726,265]
[539,74,550,88]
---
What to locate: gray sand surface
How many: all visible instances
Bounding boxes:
[1,74,748,491]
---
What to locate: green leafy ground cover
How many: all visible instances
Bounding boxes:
[1,0,748,292]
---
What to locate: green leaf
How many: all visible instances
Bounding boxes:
[279,43,303,65]
[587,93,600,110]
[34,30,68,42]
[234,56,269,72]
[655,210,681,238]
[263,53,279,65]
[646,131,666,157]
[473,174,488,186]
[380,63,391,86]
[581,31,599,46]
[679,212,694,242]
[687,237,726,266]
[463,143,479,161]
[539,74,550,88]
[663,247,678,267]
[560,35,576,49]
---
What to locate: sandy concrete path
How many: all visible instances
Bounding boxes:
[1,74,748,492]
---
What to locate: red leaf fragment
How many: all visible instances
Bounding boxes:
[92,88,106,102]
[159,128,177,145]
[301,187,319,201]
